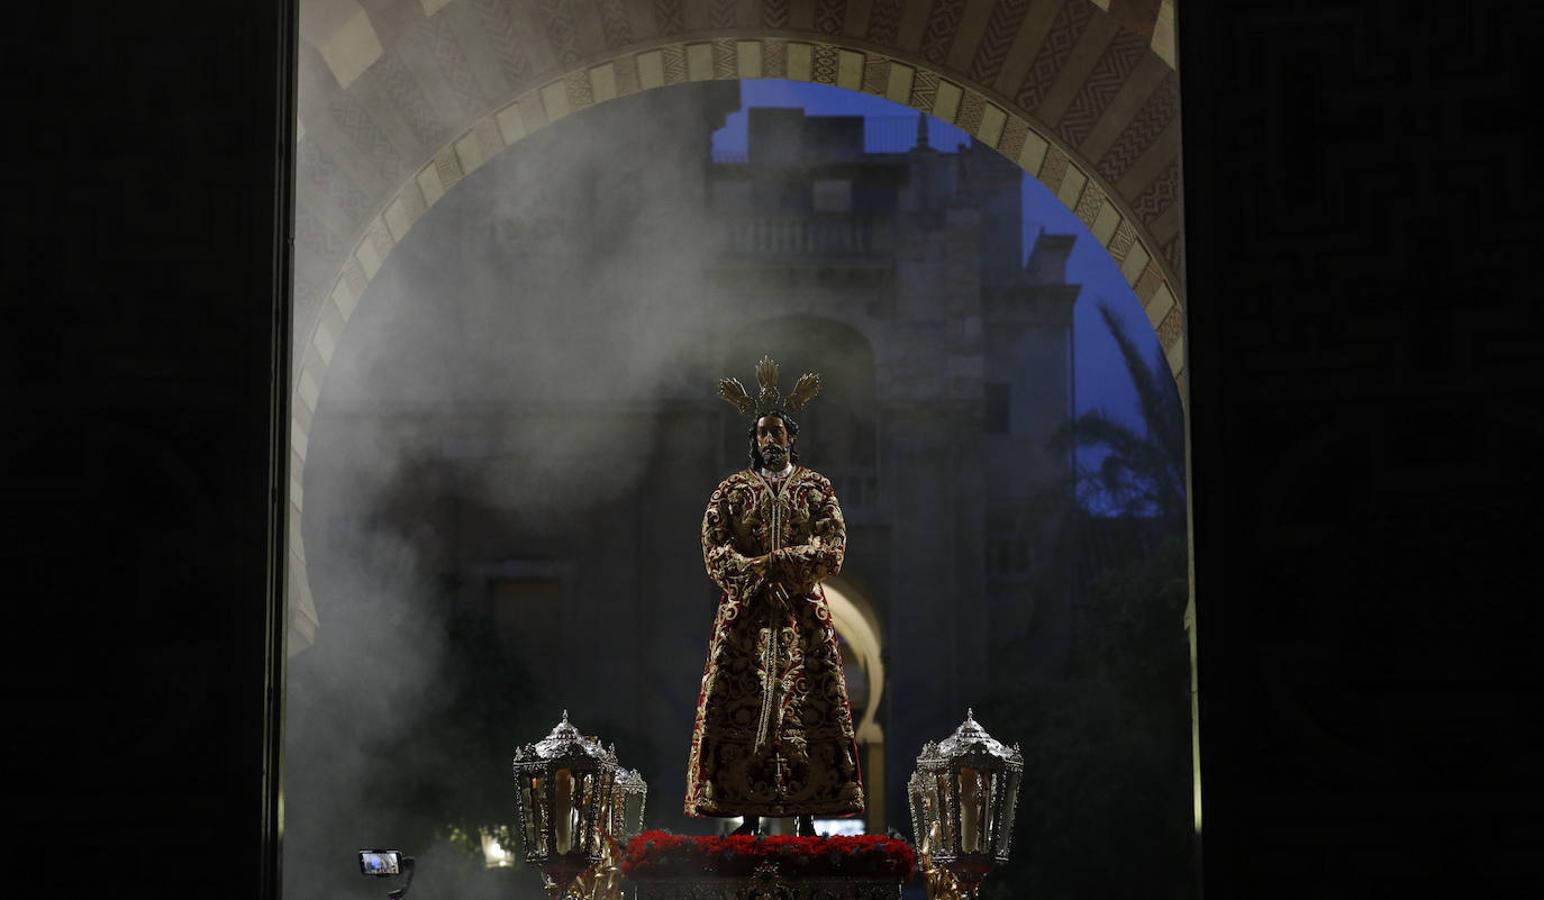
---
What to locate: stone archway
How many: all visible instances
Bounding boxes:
[289,0,1188,653]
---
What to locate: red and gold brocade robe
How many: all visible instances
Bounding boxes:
[684,466,865,818]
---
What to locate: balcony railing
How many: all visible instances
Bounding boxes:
[720,216,892,257]
[709,115,973,162]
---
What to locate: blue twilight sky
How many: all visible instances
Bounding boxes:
[711,80,1163,434]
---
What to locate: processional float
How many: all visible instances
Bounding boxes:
[467,358,1028,899]
[502,708,1021,900]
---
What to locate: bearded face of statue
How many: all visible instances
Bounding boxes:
[754,415,795,471]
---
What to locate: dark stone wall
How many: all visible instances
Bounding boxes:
[0,1,292,895]
[1179,1,1544,895]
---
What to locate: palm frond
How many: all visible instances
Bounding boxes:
[1097,303,1187,493]
[1047,301,1188,521]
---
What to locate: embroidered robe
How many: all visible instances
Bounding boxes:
[684,466,865,818]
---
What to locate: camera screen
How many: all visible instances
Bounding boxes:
[358,851,401,877]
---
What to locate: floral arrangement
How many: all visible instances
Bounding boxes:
[620,831,916,880]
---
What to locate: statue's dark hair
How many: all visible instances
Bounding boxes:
[747,410,801,469]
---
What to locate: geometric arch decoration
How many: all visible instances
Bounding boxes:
[289,0,1188,655]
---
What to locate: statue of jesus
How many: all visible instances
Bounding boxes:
[684,356,865,837]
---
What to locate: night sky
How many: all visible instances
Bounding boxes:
[712,80,1167,435]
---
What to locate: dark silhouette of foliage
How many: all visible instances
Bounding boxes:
[979,301,1195,898]
[1050,302,1186,525]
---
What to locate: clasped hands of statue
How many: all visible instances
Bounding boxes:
[744,548,808,606]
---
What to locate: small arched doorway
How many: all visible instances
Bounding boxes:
[823,575,887,835]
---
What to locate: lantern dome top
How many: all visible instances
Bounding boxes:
[918,709,1024,768]
[514,709,617,764]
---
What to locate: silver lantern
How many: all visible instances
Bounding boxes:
[512,711,621,898]
[609,764,648,844]
[908,709,1023,899]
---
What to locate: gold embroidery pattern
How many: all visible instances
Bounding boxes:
[685,467,864,818]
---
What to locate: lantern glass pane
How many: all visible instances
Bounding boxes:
[607,778,617,838]
[998,771,1020,857]
[554,768,575,854]
[596,773,608,850]
[958,767,982,853]
[581,773,597,851]
[626,793,644,839]
[977,769,992,852]
[981,768,994,852]
[933,774,953,850]
[909,779,928,853]
[601,773,614,842]
[525,775,545,854]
